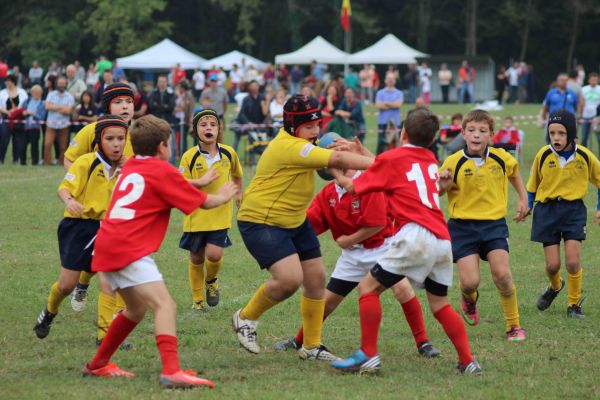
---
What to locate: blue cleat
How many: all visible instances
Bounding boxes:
[330,349,381,374]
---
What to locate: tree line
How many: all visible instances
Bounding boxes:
[1,0,598,89]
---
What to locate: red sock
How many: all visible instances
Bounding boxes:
[401,296,429,347]
[156,334,181,375]
[434,304,473,366]
[88,313,137,370]
[294,327,304,345]
[359,292,382,357]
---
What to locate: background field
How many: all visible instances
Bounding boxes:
[1,104,600,399]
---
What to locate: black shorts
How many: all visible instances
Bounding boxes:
[238,219,321,269]
[57,218,100,272]
[448,218,509,262]
[179,229,232,252]
[531,199,586,245]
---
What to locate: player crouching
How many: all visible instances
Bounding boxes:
[274,168,440,359]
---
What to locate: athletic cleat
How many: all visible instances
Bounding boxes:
[418,341,441,358]
[205,281,220,307]
[82,362,135,378]
[298,344,340,361]
[506,325,527,341]
[71,286,89,312]
[232,309,260,353]
[567,297,586,320]
[96,338,133,351]
[273,338,301,352]
[34,308,56,339]
[331,349,381,374]
[536,279,565,311]
[458,359,482,374]
[159,370,215,389]
[460,294,479,326]
[191,300,207,311]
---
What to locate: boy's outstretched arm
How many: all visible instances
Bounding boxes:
[201,182,238,209]
[233,176,243,207]
[187,167,220,188]
[509,172,530,222]
[336,226,384,250]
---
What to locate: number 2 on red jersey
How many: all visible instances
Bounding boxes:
[109,173,145,220]
[406,163,440,209]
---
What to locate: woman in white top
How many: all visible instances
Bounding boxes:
[438,63,453,104]
[269,88,287,130]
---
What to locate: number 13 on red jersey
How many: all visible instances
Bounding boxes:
[406,163,440,209]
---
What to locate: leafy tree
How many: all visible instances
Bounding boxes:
[83,0,172,57]
[16,13,81,67]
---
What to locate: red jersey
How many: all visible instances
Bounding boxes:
[92,157,208,272]
[307,180,392,249]
[492,127,520,145]
[354,145,450,240]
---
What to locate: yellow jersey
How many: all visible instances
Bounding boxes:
[526,144,600,203]
[179,144,243,232]
[64,122,133,162]
[237,129,333,228]
[58,152,120,220]
[441,147,518,220]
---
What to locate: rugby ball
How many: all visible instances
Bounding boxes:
[316,132,341,181]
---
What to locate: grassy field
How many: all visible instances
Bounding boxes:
[1,103,600,399]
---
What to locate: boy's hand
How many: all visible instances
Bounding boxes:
[118,155,129,168]
[335,235,353,249]
[438,168,452,191]
[594,210,600,224]
[217,182,238,201]
[514,200,530,222]
[330,137,368,156]
[198,167,220,187]
[65,199,85,217]
[235,193,243,208]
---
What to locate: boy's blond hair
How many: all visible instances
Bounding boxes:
[462,109,495,132]
[130,115,171,156]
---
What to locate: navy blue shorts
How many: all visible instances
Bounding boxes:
[179,229,232,252]
[531,199,586,245]
[238,219,321,269]
[448,218,509,262]
[57,218,100,272]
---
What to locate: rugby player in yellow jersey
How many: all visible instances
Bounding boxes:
[439,109,529,341]
[179,109,243,310]
[232,95,375,360]
[64,82,135,170]
[34,116,128,339]
[528,109,600,319]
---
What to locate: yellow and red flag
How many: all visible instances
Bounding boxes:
[340,0,351,32]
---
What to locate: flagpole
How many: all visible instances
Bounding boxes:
[344,21,350,75]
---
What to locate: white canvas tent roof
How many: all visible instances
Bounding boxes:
[347,34,429,65]
[202,50,267,70]
[275,36,349,65]
[116,39,207,70]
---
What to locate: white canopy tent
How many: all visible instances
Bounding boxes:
[116,38,207,70]
[275,36,349,65]
[202,50,267,71]
[347,34,429,65]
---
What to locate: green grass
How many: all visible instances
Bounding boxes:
[1,104,600,399]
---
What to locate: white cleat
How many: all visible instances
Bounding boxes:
[232,309,260,354]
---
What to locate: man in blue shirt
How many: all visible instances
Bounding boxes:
[542,73,578,120]
[312,60,327,97]
[375,74,403,154]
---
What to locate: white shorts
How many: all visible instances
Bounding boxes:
[102,256,163,291]
[331,239,391,282]
[378,223,453,289]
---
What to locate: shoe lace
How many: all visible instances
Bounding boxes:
[238,323,257,342]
